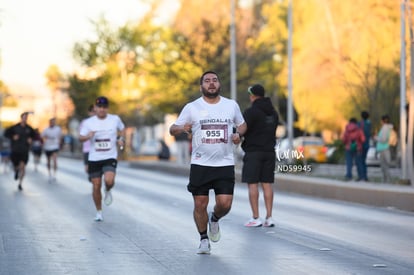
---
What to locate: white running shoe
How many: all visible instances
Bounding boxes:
[197,239,211,254]
[94,211,103,222]
[244,217,263,227]
[208,212,221,242]
[104,189,112,206]
[264,217,275,227]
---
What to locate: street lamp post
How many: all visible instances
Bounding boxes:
[287,0,294,153]
[0,93,3,133]
[230,0,237,101]
[405,0,414,185]
[400,1,408,181]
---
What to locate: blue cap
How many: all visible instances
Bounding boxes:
[95,96,109,107]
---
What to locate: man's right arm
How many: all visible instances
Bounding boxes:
[169,123,192,136]
[79,132,94,143]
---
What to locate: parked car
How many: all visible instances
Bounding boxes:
[138,140,161,156]
[366,145,400,167]
[138,139,171,160]
[275,136,328,163]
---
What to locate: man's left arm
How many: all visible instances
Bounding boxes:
[117,127,126,148]
[236,122,247,137]
[231,122,247,145]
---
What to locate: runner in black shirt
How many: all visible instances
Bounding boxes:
[4,112,36,191]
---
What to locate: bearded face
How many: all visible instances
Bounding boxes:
[200,73,221,98]
[201,85,221,98]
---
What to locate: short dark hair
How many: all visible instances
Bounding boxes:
[381,114,390,123]
[361,111,369,120]
[350,117,357,123]
[248,84,265,97]
[199,71,220,85]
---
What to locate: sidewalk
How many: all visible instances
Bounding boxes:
[128,159,414,212]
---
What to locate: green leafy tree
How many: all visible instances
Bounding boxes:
[69,13,201,126]
[66,0,401,138]
[68,1,290,127]
[67,73,106,119]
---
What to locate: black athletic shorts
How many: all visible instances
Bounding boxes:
[10,152,29,167]
[242,151,275,184]
[88,158,117,179]
[187,164,235,196]
[45,149,59,157]
[83,153,89,165]
[32,148,42,157]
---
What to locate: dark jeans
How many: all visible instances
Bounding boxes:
[360,146,369,180]
[345,150,363,180]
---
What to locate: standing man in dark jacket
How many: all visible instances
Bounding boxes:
[4,112,36,191]
[241,84,279,227]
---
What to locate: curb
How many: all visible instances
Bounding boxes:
[129,160,414,212]
[275,174,414,212]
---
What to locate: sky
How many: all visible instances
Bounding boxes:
[0,0,177,94]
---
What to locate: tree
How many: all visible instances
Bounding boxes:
[343,58,400,132]
[0,81,17,130]
[44,65,74,127]
[266,0,400,135]
[66,0,401,138]
[67,73,105,119]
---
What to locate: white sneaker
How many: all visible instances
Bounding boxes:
[208,212,221,242]
[104,189,112,206]
[197,239,211,254]
[94,211,103,222]
[264,217,275,227]
[244,217,263,227]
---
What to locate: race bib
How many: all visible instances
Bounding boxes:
[95,138,111,151]
[201,128,225,139]
[201,124,228,144]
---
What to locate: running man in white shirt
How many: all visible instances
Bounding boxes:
[79,96,126,222]
[42,118,62,182]
[169,71,247,254]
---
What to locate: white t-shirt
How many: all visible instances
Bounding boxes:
[42,126,62,151]
[79,119,91,153]
[79,114,125,161]
[175,96,245,167]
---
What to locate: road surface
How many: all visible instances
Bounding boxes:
[0,158,413,275]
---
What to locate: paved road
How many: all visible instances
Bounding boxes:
[1,158,413,275]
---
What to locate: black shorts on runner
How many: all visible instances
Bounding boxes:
[45,149,59,157]
[32,148,42,157]
[187,164,235,196]
[88,158,117,179]
[83,153,89,165]
[10,152,29,167]
[242,151,275,184]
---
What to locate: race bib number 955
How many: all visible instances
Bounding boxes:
[201,129,225,139]
[201,124,228,144]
